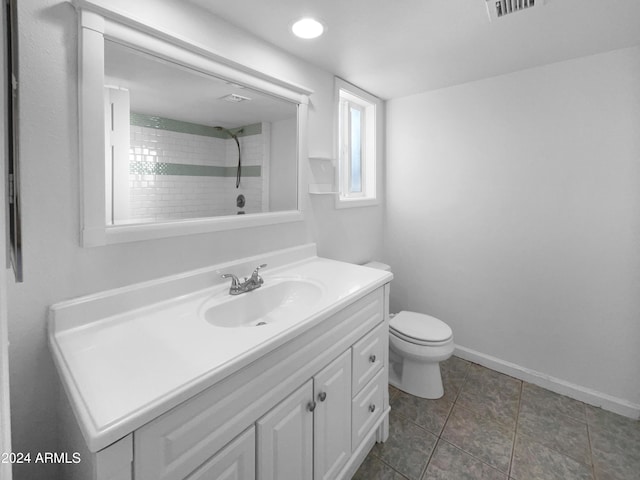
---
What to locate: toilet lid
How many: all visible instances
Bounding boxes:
[390,311,453,344]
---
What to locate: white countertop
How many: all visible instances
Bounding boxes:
[49,244,392,452]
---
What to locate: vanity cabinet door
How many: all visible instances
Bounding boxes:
[313,350,352,480]
[257,380,314,480]
[185,427,255,480]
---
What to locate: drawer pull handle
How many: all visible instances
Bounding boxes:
[369,404,376,413]
[307,401,317,412]
[369,354,377,363]
[318,392,327,402]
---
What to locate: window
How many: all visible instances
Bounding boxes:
[336,78,381,207]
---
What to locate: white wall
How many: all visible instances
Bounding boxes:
[386,47,640,410]
[9,1,384,479]
[270,116,297,211]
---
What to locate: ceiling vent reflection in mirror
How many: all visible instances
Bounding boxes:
[220,93,252,103]
[485,0,546,21]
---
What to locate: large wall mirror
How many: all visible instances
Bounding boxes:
[76,2,311,246]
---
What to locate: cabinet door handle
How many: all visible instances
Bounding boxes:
[318,391,327,402]
[369,354,376,363]
[307,401,317,412]
[369,404,376,413]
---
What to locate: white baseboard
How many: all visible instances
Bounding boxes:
[454,345,640,420]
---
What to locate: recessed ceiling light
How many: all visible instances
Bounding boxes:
[291,18,324,39]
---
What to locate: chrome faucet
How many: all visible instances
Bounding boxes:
[221,264,267,295]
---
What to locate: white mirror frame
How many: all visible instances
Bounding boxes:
[75,0,311,247]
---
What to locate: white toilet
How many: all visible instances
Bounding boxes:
[364,262,454,399]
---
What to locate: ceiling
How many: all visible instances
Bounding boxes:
[186,0,640,100]
[104,40,296,128]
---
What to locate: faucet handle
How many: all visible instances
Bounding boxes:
[221,273,240,286]
[251,264,267,284]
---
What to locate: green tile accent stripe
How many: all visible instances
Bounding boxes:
[130,161,261,178]
[130,113,262,138]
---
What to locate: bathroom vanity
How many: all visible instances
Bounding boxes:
[49,245,392,480]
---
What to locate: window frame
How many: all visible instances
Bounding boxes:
[335,78,381,209]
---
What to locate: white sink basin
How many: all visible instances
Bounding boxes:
[201,278,325,328]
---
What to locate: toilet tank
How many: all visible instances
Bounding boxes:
[363,262,394,316]
[363,261,392,272]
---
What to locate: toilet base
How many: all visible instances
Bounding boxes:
[389,354,445,399]
[403,359,444,399]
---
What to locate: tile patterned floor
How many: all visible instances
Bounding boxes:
[353,356,640,480]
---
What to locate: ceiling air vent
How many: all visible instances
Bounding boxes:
[485,0,546,21]
[219,93,251,103]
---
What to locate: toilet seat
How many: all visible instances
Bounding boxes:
[390,311,453,346]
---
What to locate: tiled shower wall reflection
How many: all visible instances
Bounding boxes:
[127,125,265,223]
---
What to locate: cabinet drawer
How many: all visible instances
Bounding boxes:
[185,427,255,480]
[351,369,385,451]
[351,322,386,396]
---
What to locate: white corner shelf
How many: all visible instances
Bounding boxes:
[309,184,339,195]
[308,156,338,196]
